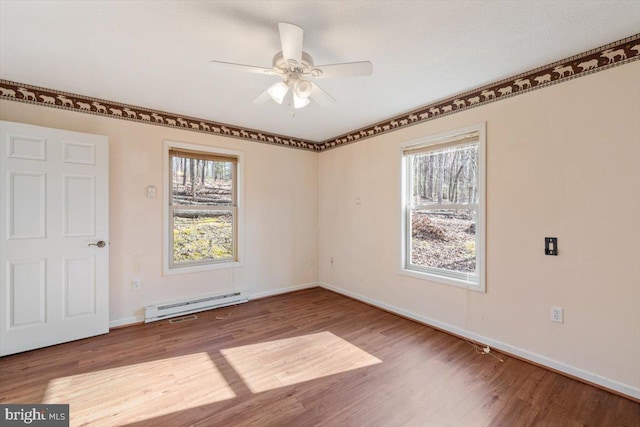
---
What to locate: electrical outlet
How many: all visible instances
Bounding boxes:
[131,280,141,290]
[551,306,563,323]
[146,186,156,198]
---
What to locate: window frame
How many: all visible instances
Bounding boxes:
[400,123,486,292]
[163,140,243,275]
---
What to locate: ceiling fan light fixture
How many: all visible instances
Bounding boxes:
[293,93,310,109]
[294,79,313,98]
[268,81,289,104]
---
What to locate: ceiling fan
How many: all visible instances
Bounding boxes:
[210,22,373,113]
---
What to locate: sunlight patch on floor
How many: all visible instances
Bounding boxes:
[43,352,235,425]
[221,331,382,393]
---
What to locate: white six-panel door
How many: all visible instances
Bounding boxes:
[0,121,109,356]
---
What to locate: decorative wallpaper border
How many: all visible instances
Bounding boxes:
[318,33,640,150]
[1,34,638,152]
[0,80,320,151]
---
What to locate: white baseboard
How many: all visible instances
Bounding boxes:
[319,282,640,400]
[250,282,319,300]
[109,315,144,329]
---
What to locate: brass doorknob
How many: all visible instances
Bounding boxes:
[88,240,106,248]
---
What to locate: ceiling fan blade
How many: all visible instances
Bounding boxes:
[210,60,277,75]
[310,83,335,107]
[278,22,303,65]
[252,89,272,104]
[313,61,373,78]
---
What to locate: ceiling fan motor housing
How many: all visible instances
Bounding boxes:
[273,51,322,77]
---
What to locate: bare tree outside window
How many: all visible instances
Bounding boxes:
[169,150,237,267]
[403,127,484,288]
[410,144,477,273]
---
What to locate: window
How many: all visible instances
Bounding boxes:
[401,124,485,291]
[164,141,241,274]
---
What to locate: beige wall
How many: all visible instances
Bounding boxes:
[0,101,319,324]
[318,61,640,394]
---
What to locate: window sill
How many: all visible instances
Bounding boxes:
[399,268,485,293]
[164,261,243,276]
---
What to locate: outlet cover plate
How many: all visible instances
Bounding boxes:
[551,306,564,323]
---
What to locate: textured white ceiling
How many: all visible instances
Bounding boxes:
[1,1,639,142]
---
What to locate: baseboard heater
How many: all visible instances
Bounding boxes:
[144,290,248,323]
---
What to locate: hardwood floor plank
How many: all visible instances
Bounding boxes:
[0,288,637,426]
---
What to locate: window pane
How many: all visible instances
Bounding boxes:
[173,209,233,264]
[410,143,477,206]
[410,209,476,274]
[172,156,233,206]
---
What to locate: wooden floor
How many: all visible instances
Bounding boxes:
[1,288,638,426]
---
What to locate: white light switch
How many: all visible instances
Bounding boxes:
[146,186,156,198]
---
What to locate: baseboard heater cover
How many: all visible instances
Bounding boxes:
[144,290,247,323]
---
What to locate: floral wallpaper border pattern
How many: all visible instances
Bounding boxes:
[1,34,638,152]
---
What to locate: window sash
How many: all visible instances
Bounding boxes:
[169,205,237,268]
[408,203,478,210]
[170,154,237,208]
[404,140,479,202]
[405,206,479,283]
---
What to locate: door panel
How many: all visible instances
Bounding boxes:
[7,135,46,161]
[63,175,95,236]
[9,259,46,327]
[0,121,109,356]
[9,172,47,239]
[62,141,95,165]
[64,256,96,317]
